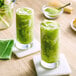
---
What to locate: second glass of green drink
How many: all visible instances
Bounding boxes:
[16,7,34,49]
[40,20,60,69]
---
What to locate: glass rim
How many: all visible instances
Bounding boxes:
[40,20,59,29]
[16,7,34,15]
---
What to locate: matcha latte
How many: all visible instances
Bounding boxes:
[16,7,34,49]
[40,20,60,69]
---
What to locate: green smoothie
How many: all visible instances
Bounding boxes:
[16,8,33,44]
[43,7,62,17]
[40,20,59,63]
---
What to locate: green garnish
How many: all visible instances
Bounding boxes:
[0,40,14,59]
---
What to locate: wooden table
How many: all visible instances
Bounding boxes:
[0,0,76,76]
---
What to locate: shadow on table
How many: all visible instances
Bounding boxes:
[12,53,18,60]
[38,13,48,21]
[67,25,76,35]
[11,54,37,76]
[29,59,37,76]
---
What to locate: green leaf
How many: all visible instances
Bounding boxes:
[0,40,14,59]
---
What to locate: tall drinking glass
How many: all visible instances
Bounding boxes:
[16,7,34,49]
[0,0,15,29]
[40,20,59,69]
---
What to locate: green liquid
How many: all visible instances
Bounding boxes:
[16,8,33,44]
[40,20,59,63]
[44,7,62,17]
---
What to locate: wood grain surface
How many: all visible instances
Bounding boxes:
[0,0,76,76]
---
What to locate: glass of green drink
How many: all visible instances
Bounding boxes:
[40,20,59,69]
[0,0,15,29]
[16,7,34,49]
